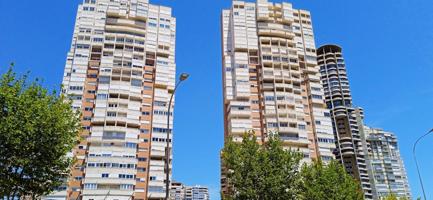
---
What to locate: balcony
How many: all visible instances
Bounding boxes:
[258,29,295,39]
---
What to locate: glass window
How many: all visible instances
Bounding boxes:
[84,183,97,190]
[99,76,110,84]
[120,184,134,190]
[131,79,142,87]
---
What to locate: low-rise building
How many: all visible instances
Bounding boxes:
[170,181,209,200]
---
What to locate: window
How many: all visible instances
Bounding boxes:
[103,131,125,140]
[84,183,97,190]
[267,122,278,128]
[131,79,142,87]
[265,96,275,101]
[149,176,157,181]
[315,120,321,125]
[119,174,134,179]
[312,95,322,99]
[120,184,134,190]
[298,125,306,130]
[138,157,147,162]
[321,156,333,161]
[324,112,331,117]
[154,101,166,107]
[311,87,321,92]
[93,38,103,42]
[135,40,145,45]
[99,76,110,84]
[153,128,171,133]
[69,86,83,91]
[157,60,169,65]
[76,44,90,49]
[101,173,109,178]
[107,112,117,117]
[97,94,108,100]
[125,142,137,148]
[70,95,82,100]
[108,103,118,108]
[148,186,164,193]
[318,138,334,143]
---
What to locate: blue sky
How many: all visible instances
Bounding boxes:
[1,0,432,199]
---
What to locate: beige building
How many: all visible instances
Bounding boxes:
[57,0,177,199]
[221,0,336,192]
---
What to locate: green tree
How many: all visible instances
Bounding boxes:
[298,160,364,200]
[221,132,303,200]
[0,67,80,199]
[383,193,398,200]
[382,193,410,200]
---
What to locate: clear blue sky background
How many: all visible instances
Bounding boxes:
[1,0,432,199]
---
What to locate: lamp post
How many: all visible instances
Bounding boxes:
[165,73,189,200]
[413,128,433,200]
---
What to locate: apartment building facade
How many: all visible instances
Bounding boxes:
[59,0,177,199]
[317,45,375,199]
[170,182,210,200]
[317,44,375,199]
[221,0,336,191]
[364,127,411,199]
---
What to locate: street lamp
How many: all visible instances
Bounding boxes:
[413,128,433,200]
[165,73,189,200]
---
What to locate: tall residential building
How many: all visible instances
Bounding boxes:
[170,182,210,200]
[317,44,374,199]
[60,0,177,199]
[221,0,336,191]
[364,127,411,199]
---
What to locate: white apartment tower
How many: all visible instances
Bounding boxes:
[364,127,412,199]
[61,0,176,199]
[221,0,336,191]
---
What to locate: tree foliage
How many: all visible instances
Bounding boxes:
[383,194,398,200]
[221,132,364,200]
[0,67,81,199]
[298,160,364,200]
[382,193,410,200]
[221,132,302,200]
